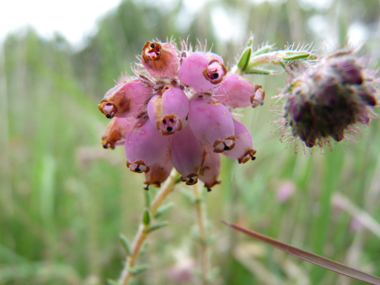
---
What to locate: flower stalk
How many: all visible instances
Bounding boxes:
[119,169,180,285]
[193,183,210,285]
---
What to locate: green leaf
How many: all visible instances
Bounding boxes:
[128,264,149,275]
[244,68,276,75]
[107,279,121,285]
[283,51,315,61]
[142,209,150,226]
[154,203,174,219]
[222,221,380,285]
[237,47,252,72]
[251,44,276,57]
[147,221,169,233]
[119,234,132,256]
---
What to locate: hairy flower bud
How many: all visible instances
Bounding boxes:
[170,125,205,185]
[98,78,153,119]
[178,52,227,92]
[199,145,221,191]
[125,119,170,173]
[144,149,173,189]
[213,73,263,108]
[188,98,235,153]
[281,50,378,148]
[223,119,256,163]
[141,41,179,78]
[101,116,146,149]
[147,85,189,135]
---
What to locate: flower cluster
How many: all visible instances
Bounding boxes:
[279,49,379,148]
[99,40,264,190]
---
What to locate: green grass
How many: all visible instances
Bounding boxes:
[1,0,380,284]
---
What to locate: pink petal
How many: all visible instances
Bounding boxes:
[199,145,221,191]
[213,74,263,108]
[178,52,227,92]
[102,116,147,149]
[223,119,256,163]
[147,85,189,135]
[144,149,173,189]
[170,125,205,185]
[98,78,153,119]
[125,119,170,173]
[188,98,235,153]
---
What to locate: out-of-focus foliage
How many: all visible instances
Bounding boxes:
[1,0,380,284]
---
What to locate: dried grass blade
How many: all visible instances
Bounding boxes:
[222,220,380,285]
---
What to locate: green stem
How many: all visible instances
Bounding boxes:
[119,169,180,285]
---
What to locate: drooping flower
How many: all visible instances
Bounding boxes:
[147,85,189,135]
[125,119,170,173]
[141,41,179,78]
[98,78,153,119]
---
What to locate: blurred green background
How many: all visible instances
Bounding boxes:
[1,0,380,284]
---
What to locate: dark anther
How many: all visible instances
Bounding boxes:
[135,165,141,172]
[103,144,108,149]
[167,127,173,132]
[251,156,256,161]
[207,187,212,192]
[150,43,155,48]
[188,177,194,184]
[106,114,111,119]
[224,146,230,151]
[212,73,219,79]
[144,185,149,191]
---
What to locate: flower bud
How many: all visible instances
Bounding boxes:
[147,85,189,135]
[223,119,256,163]
[141,41,179,78]
[199,145,221,191]
[170,125,205,185]
[144,149,173,189]
[178,52,227,92]
[188,99,235,153]
[125,119,170,173]
[101,116,146,149]
[98,78,153,119]
[213,73,263,108]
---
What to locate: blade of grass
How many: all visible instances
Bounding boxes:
[222,221,380,285]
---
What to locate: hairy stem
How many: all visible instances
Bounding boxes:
[193,184,209,285]
[119,169,180,285]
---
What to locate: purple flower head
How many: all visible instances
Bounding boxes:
[280,49,379,148]
[99,39,265,189]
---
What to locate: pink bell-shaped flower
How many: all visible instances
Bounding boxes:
[98,78,153,119]
[213,73,264,108]
[188,98,235,153]
[223,119,256,163]
[101,116,147,149]
[141,41,179,78]
[125,119,170,173]
[144,149,173,189]
[147,85,189,135]
[199,145,221,191]
[170,125,205,185]
[178,52,227,93]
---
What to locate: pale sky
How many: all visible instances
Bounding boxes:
[0,0,122,45]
